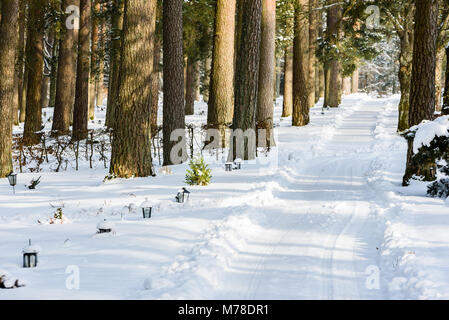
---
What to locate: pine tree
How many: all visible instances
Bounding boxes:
[72,0,91,141]
[52,0,79,135]
[230,0,262,160]
[163,0,186,165]
[109,0,157,178]
[207,0,236,147]
[0,0,19,177]
[292,0,310,125]
[257,0,276,147]
[403,0,439,185]
[23,0,47,145]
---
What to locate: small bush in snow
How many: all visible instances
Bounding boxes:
[427,178,449,198]
[185,157,212,186]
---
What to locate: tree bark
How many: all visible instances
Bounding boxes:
[89,0,100,120]
[109,0,156,178]
[282,44,293,117]
[397,19,414,132]
[105,0,124,130]
[230,0,262,160]
[96,12,105,108]
[292,0,309,126]
[351,69,359,93]
[308,0,317,108]
[324,0,341,108]
[435,47,445,111]
[256,0,276,147]
[23,0,47,145]
[403,0,439,185]
[48,31,58,108]
[17,0,26,123]
[72,0,91,141]
[150,39,161,138]
[52,0,79,135]
[202,57,211,103]
[442,46,449,115]
[163,0,186,165]
[0,0,19,177]
[185,56,196,116]
[207,0,236,147]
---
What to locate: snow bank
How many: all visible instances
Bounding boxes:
[411,116,449,154]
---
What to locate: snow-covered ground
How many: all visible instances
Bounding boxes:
[1,94,448,299]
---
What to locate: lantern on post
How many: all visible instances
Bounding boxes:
[140,198,152,219]
[176,188,191,203]
[97,219,113,233]
[225,162,233,172]
[7,172,17,195]
[23,239,39,268]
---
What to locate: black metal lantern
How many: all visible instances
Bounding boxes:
[97,219,113,233]
[142,207,152,219]
[141,198,152,219]
[23,239,39,268]
[7,172,17,194]
[234,159,242,170]
[225,162,233,172]
[430,166,436,178]
[176,188,190,203]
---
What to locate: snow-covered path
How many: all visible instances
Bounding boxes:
[2,94,448,299]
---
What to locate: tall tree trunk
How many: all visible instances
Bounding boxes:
[442,46,449,115]
[89,0,100,120]
[403,0,439,185]
[256,0,275,147]
[194,61,201,102]
[351,69,359,93]
[207,0,236,148]
[230,0,262,160]
[48,31,58,108]
[150,39,161,138]
[105,0,124,130]
[23,0,47,145]
[282,44,293,117]
[17,0,26,123]
[185,57,196,116]
[292,0,309,126]
[96,12,105,108]
[308,0,317,108]
[342,77,351,95]
[397,25,414,132]
[435,47,445,111]
[52,0,79,135]
[72,0,91,141]
[202,56,211,103]
[324,0,341,108]
[110,0,156,178]
[163,0,186,165]
[0,0,19,177]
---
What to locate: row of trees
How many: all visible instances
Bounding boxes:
[0,0,368,178]
[1,0,447,180]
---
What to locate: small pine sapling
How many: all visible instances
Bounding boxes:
[185,157,212,186]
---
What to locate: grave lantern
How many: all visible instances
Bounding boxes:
[225,162,233,172]
[23,239,39,268]
[8,172,17,194]
[97,219,113,233]
[176,187,190,203]
[140,198,152,219]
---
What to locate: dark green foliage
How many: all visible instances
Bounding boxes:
[185,157,212,186]
[316,0,383,77]
[427,178,449,198]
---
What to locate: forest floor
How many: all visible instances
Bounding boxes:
[1,94,448,299]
